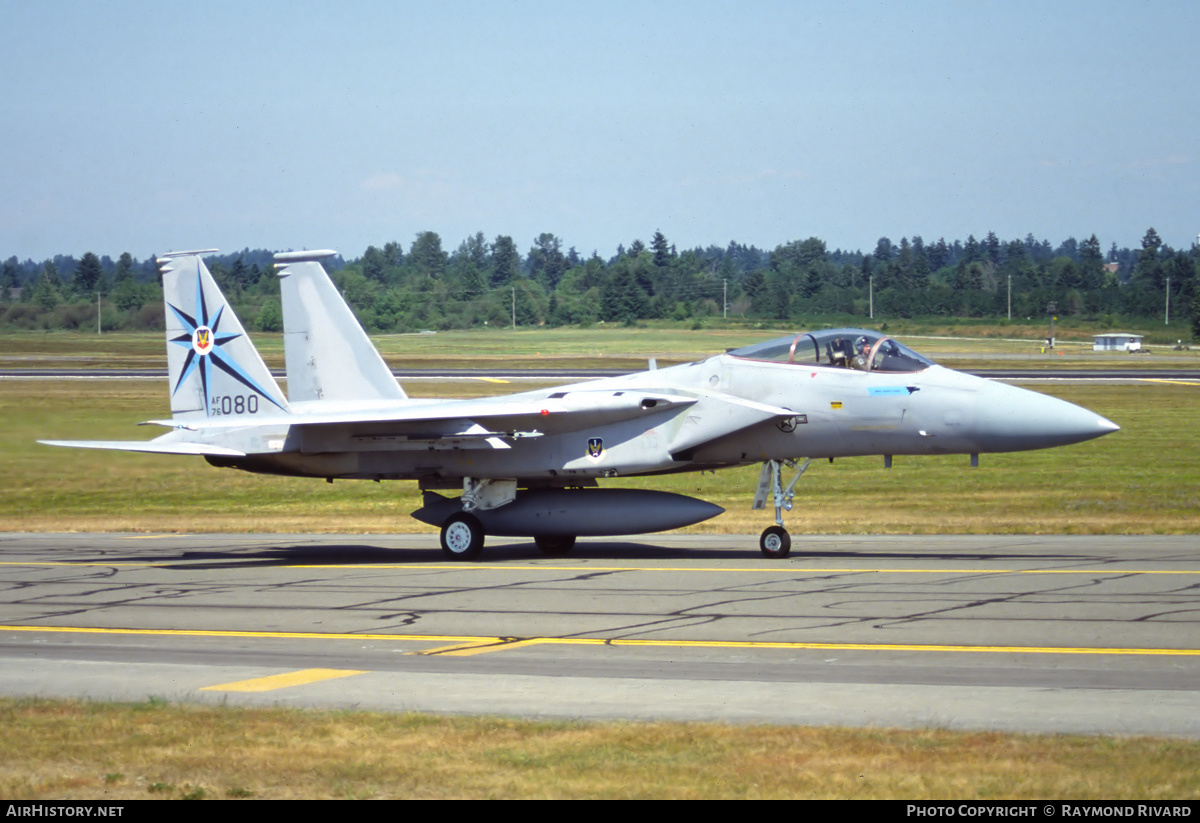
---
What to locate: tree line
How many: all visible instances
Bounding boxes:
[3,229,1198,337]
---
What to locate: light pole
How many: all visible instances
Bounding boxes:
[1165,275,1171,325]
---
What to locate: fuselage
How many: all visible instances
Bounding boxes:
[203,330,1118,486]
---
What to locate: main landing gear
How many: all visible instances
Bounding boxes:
[754,458,811,559]
[440,513,484,560]
[439,513,577,561]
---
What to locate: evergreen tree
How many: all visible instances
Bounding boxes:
[382,241,405,268]
[1133,227,1164,289]
[410,232,447,279]
[490,235,521,286]
[452,233,489,298]
[1079,235,1104,291]
[651,230,672,269]
[360,246,386,281]
[962,235,981,264]
[1,257,19,300]
[983,231,1002,264]
[601,266,647,322]
[74,252,103,295]
[230,257,249,291]
[527,233,568,289]
[927,238,950,271]
[113,252,135,284]
[31,262,61,310]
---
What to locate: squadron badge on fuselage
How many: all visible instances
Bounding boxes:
[586,437,604,463]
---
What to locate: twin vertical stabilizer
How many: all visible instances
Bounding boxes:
[158,251,289,420]
[275,250,407,403]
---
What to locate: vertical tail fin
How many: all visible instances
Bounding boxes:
[158,250,289,420]
[275,250,407,403]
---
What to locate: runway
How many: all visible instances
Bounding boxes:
[2,532,1199,737]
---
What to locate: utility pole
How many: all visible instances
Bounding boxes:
[1007,274,1011,321]
[511,287,516,330]
[723,278,727,320]
[96,291,102,335]
[1165,275,1171,325]
[869,275,874,320]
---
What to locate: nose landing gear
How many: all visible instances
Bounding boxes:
[753,458,811,558]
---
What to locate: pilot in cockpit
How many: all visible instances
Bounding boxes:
[851,335,872,370]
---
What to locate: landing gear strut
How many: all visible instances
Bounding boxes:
[753,458,811,559]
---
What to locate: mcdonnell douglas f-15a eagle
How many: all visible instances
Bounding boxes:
[41,249,1119,560]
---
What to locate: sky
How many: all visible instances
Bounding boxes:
[3,0,1199,263]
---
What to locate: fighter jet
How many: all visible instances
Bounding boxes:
[41,249,1119,560]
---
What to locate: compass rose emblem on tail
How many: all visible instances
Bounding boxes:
[157,251,289,420]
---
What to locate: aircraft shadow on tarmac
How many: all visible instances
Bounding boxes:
[83,539,1102,569]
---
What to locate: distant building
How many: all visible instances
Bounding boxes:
[1093,333,1143,352]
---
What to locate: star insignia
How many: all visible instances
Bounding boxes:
[166,262,285,415]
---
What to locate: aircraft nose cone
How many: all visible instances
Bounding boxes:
[974,381,1119,451]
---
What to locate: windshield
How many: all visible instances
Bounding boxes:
[727,328,935,373]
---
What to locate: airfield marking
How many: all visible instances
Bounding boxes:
[415,638,560,656]
[200,668,367,692]
[3,559,1199,578]
[2,624,1199,658]
[1141,378,1200,386]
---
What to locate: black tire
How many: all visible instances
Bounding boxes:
[759,525,791,558]
[440,513,485,560]
[534,535,576,556]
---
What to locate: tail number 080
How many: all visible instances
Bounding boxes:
[210,395,259,415]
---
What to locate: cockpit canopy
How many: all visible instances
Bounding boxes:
[727,328,935,374]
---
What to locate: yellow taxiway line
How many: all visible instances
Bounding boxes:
[1140,378,1200,386]
[2,560,1198,576]
[2,623,1198,658]
[201,668,367,692]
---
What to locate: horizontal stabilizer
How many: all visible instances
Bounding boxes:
[38,440,246,457]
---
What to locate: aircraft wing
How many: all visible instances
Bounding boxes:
[139,390,702,434]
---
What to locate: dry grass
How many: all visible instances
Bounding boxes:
[2,698,1198,800]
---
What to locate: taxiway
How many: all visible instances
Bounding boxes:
[2,532,1198,736]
